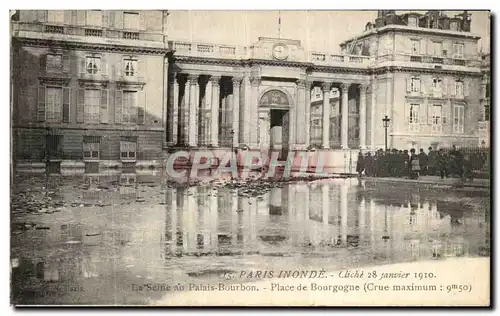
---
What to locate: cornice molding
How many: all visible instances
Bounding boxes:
[38,76,71,86]
[372,66,482,77]
[14,37,168,55]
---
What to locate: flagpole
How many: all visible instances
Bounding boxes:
[278,11,281,38]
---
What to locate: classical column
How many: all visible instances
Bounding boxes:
[295,79,306,149]
[163,61,169,147]
[187,74,199,147]
[204,78,213,146]
[210,76,220,147]
[240,75,251,145]
[321,82,332,149]
[370,82,376,150]
[340,83,350,149]
[305,81,312,148]
[170,74,179,146]
[232,77,241,147]
[359,84,367,149]
[181,76,190,145]
[249,76,261,148]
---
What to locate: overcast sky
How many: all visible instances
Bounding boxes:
[166,10,490,54]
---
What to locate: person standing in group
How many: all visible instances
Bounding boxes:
[437,149,449,179]
[409,148,420,179]
[356,151,365,178]
[427,147,438,176]
[418,148,428,176]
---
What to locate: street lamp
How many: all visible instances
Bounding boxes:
[382,115,390,152]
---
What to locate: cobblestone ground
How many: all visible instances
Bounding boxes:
[10,173,490,305]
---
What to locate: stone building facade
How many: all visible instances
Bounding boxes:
[11,10,169,173]
[478,53,490,147]
[12,10,486,173]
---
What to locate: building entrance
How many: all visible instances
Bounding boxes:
[270,109,289,160]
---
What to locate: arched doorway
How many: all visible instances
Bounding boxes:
[259,89,291,159]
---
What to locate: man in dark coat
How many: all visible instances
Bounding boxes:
[418,148,428,176]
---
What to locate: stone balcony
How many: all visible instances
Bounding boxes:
[12,21,167,49]
[377,53,481,73]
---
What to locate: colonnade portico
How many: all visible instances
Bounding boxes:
[166,71,370,154]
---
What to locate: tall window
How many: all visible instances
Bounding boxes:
[83,136,100,161]
[124,58,137,77]
[453,104,465,133]
[485,104,490,121]
[453,43,464,58]
[410,39,420,55]
[431,105,443,133]
[47,10,64,24]
[120,140,137,161]
[86,57,101,75]
[86,10,102,27]
[410,77,421,93]
[123,12,139,30]
[84,89,101,124]
[432,41,443,57]
[432,78,443,95]
[409,103,420,132]
[408,16,418,27]
[455,81,464,97]
[45,87,63,123]
[46,54,62,73]
[122,90,138,124]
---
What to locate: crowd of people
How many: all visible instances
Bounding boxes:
[356,145,488,182]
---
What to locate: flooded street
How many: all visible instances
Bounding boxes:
[10,171,490,305]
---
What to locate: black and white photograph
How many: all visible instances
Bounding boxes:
[9,8,491,306]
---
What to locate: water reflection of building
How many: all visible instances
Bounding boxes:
[164,180,487,260]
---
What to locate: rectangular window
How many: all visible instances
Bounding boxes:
[120,140,137,161]
[408,16,418,27]
[432,78,442,95]
[450,21,458,31]
[123,58,137,77]
[453,105,465,133]
[45,87,63,123]
[86,56,101,75]
[46,135,63,159]
[455,81,464,97]
[122,90,138,124]
[453,43,464,59]
[83,136,101,161]
[46,54,62,73]
[411,78,421,93]
[431,105,443,133]
[485,104,490,121]
[84,89,101,124]
[432,41,443,57]
[123,12,139,30]
[410,39,420,55]
[47,10,64,24]
[409,103,420,132]
[86,10,102,27]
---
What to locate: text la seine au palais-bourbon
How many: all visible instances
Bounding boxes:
[130,269,473,294]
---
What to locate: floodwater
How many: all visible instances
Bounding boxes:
[10,170,490,305]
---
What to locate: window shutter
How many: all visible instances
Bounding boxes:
[419,39,425,55]
[137,59,145,81]
[62,87,71,123]
[464,80,470,98]
[420,78,426,95]
[76,10,86,26]
[419,103,427,125]
[109,11,116,28]
[39,54,47,74]
[37,85,46,122]
[114,89,123,124]
[139,11,147,31]
[137,90,146,124]
[114,10,123,29]
[405,103,410,124]
[38,10,47,23]
[62,53,70,73]
[64,10,72,25]
[102,11,109,28]
[427,104,433,124]
[77,88,85,123]
[406,77,412,93]
[442,104,449,125]
[442,78,447,96]
[100,89,109,124]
